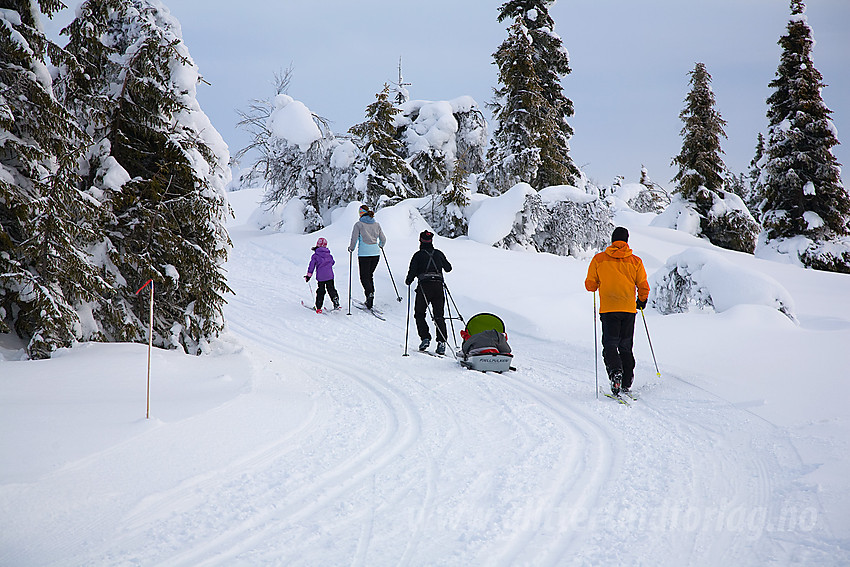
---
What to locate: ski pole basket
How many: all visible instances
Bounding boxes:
[459,313,514,372]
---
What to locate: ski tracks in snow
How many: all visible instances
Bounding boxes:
[31,232,842,566]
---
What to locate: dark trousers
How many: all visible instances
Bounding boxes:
[600,311,636,388]
[414,280,447,342]
[358,255,380,297]
[316,279,339,309]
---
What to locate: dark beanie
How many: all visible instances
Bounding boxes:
[612,226,629,243]
[419,230,434,243]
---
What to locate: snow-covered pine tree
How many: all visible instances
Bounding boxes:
[61,0,233,353]
[349,84,423,207]
[494,0,578,189]
[670,62,759,253]
[0,0,117,359]
[757,0,849,273]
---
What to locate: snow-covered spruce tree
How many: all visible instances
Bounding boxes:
[630,166,670,214]
[409,148,448,196]
[746,132,766,217]
[60,0,233,353]
[671,62,727,200]
[234,68,292,189]
[490,0,578,191]
[757,0,849,273]
[349,84,423,208]
[670,62,759,253]
[485,19,546,194]
[396,97,488,197]
[0,0,118,358]
[535,196,612,257]
[235,70,340,230]
[262,95,331,232]
[419,151,472,238]
[488,182,611,256]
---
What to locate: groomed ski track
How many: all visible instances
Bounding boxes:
[4,218,843,566]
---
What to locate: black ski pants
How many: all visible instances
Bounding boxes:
[600,311,636,388]
[414,280,447,342]
[358,255,380,298]
[316,279,339,309]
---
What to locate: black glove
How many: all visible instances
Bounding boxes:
[304,275,311,282]
[636,298,647,310]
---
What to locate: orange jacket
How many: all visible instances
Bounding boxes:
[585,241,650,313]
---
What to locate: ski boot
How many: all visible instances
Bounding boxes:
[418,338,430,352]
[435,342,446,355]
[365,293,374,309]
[610,371,622,396]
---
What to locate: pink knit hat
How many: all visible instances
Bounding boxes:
[316,237,327,247]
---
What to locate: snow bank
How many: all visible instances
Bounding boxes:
[650,194,701,235]
[651,247,796,321]
[467,183,536,246]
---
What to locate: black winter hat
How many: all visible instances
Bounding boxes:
[612,226,629,243]
[420,230,434,243]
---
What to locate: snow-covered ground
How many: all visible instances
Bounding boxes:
[2,188,848,565]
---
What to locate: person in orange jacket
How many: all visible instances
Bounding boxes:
[585,226,650,395]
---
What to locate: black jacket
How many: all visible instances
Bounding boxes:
[405,243,452,286]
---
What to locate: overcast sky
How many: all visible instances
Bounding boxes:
[46,0,849,189]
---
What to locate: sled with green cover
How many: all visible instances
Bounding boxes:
[458,313,513,372]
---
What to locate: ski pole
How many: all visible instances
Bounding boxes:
[443,282,465,324]
[593,292,599,399]
[640,307,661,378]
[347,249,353,315]
[306,278,314,306]
[443,282,459,351]
[403,284,411,357]
[381,247,402,302]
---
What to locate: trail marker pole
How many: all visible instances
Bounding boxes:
[135,279,155,419]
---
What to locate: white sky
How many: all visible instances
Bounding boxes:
[45,0,849,188]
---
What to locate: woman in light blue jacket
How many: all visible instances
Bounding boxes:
[348,205,386,309]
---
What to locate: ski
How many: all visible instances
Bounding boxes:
[621,390,639,401]
[353,300,384,315]
[354,303,386,320]
[301,300,325,314]
[600,389,630,406]
[302,300,343,314]
[416,349,445,358]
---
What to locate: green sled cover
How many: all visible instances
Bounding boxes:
[464,313,506,336]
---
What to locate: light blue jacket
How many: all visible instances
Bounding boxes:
[349,216,386,257]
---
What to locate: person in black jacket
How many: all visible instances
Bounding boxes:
[405,230,452,354]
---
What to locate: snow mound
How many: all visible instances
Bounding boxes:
[467,183,537,246]
[268,94,322,150]
[651,247,797,321]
